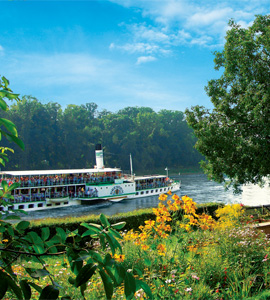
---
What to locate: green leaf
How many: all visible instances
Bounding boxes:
[81,222,103,231]
[108,228,123,240]
[0,98,8,111]
[81,229,101,237]
[80,283,87,299]
[28,282,43,293]
[88,250,104,264]
[6,275,23,299]
[39,285,59,300]
[106,232,122,254]
[135,280,153,300]
[124,272,136,300]
[0,275,8,299]
[8,182,20,192]
[20,280,32,300]
[48,234,62,244]
[0,118,18,136]
[1,180,8,192]
[56,227,67,243]
[2,76,9,87]
[99,269,114,300]
[67,250,83,276]
[33,244,45,254]
[16,220,30,231]
[100,234,106,250]
[68,276,75,285]
[25,231,44,246]
[41,227,50,241]
[25,268,50,279]
[5,132,25,150]
[5,92,20,100]
[75,263,97,287]
[111,221,126,230]
[104,232,116,255]
[100,213,110,228]
[114,264,126,286]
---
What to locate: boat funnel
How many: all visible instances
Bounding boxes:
[95,144,104,169]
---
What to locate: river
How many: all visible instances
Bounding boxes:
[19,173,270,221]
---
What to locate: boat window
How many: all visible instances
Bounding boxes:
[156,189,158,192]
[140,191,144,195]
[151,190,153,193]
[18,205,24,210]
[146,191,149,194]
[38,203,43,208]
[64,202,69,205]
[136,192,138,195]
[0,207,3,211]
[8,206,14,210]
[47,204,52,207]
[28,204,34,209]
[55,203,61,206]
[160,189,162,192]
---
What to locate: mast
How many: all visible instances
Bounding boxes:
[130,153,133,176]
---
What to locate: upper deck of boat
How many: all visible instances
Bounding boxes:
[0,167,121,177]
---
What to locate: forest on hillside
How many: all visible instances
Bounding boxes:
[0,96,203,173]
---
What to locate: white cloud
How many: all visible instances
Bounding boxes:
[190,35,213,46]
[136,56,157,65]
[188,8,232,27]
[110,42,160,54]
[0,45,4,51]
[109,0,267,50]
[131,23,170,43]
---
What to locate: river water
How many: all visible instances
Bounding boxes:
[20,174,270,221]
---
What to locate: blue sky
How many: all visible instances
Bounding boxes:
[0,0,269,112]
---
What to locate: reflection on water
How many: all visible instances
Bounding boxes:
[20,174,270,221]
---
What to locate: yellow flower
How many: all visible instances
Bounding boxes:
[159,194,168,201]
[157,243,166,256]
[167,190,172,195]
[114,254,125,262]
[172,194,180,201]
[141,244,149,251]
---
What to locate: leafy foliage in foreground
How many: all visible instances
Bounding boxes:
[0,76,24,167]
[2,191,270,299]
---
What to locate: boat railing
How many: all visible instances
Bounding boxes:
[9,176,119,188]
[6,193,46,204]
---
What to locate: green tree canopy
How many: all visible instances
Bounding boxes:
[185,15,270,191]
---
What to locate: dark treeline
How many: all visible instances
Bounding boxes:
[1,96,203,173]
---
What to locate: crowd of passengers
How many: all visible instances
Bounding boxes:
[136,178,172,190]
[10,187,99,203]
[1,172,121,187]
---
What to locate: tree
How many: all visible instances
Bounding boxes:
[185,14,270,191]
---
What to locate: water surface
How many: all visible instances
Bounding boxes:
[20,174,270,221]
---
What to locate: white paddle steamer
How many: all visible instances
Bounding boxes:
[0,145,180,212]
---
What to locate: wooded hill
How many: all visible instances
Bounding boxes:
[0,96,203,173]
